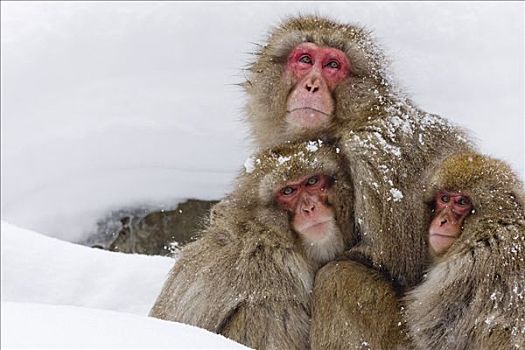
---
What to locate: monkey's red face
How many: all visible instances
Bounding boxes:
[275,174,336,241]
[285,43,350,131]
[429,191,473,255]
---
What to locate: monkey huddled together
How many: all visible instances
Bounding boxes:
[150,16,525,350]
[405,153,525,350]
[150,140,356,349]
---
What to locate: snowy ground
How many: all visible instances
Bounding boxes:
[2,302,248,349]
[1,222,248,349]
[1,2,524,348]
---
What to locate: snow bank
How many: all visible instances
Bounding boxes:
[1,302,248,349]
[1,221,174,315]
[1,222,249,348]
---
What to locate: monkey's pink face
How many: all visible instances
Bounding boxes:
[429,191,473,255]
[285,43,350,131]
[275,174,336,241]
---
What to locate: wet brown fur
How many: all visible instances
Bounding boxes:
[149,140,356,349]
[244,15,474,349]
[405,153,525,350]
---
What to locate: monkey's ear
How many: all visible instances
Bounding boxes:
[258,174,279,207]
[262,30,304,65]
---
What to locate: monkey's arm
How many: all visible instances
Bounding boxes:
[220,291,311,350]
[311,259,412,350]
[149,227,313,349]
[406,226,525,350]
[218,234,313,350]
[148,231,244,332]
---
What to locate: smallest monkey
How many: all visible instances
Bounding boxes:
[149,140,355,350]
[405,152,525,350]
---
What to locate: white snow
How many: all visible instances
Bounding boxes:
[277,155,292,165]
[0,222,248,349]
[372,132,402,157]
[388,116,413,137]
[389,188,404,202]
[306,140,323,152]
[1,302,247,349]
[244,156,256,174]
[1,221,173,314]
[306,142,320,153]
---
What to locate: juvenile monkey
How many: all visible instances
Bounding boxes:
[149,140,355,349]
[405,153,525,350]
[244,15,473,348]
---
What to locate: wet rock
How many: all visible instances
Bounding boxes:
[85,199,218,256]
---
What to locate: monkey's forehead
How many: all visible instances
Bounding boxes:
[251,15,389,82]
[253,144,343,205]
[244,140,341,178]
[432,152,518,192]
[427,152,523,209]
[274,16,363,41]
[264,17,366,58]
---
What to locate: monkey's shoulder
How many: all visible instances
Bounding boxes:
[450,219,525,264]
[410,223,525,324]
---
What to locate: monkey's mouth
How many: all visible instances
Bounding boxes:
[429,233,457,254]
[430,233,457,239]
[287,107,331,117]
[286,108,331,129]
[298,220,334,238]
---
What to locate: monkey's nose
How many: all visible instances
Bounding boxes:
[305,81,320,93]
[303,204,316,214]
[440,218,448,226]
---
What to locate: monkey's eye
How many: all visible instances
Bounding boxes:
[282,186,296,196]
[325,60,340,69]
[457,196,471,206]
[440,194,450,203]
[306,176,319,186]
[298,55,313,64]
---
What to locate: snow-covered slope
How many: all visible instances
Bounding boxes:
[0,222,248,348]
[2,302,248,349]
[1,221,174,315]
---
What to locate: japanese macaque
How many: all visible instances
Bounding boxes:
[428,190,474,257]
[149,140,355,349]
[244,15,473,348]
[405,153,525,350]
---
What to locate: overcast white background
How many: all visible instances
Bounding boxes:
[1,2,524,242]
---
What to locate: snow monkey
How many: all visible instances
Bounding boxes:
[405,152,525,350]
[149,140,356,349]
[244,15,474,348]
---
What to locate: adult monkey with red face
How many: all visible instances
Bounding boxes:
[150,141,356,349]
[405,153,525,350]
[244,15,474,348]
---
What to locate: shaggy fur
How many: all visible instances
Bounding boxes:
[244,15,474,349]
[405,153,525,350]
[149,141,355,350]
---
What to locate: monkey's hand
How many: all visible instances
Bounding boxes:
[310,259,413,350]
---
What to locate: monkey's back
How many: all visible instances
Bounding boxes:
[340,100,473,288]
